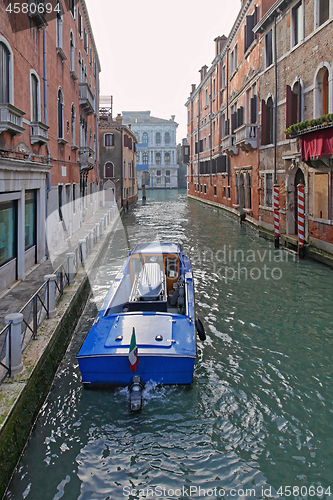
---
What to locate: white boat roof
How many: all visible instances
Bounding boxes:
[131,242,181,255]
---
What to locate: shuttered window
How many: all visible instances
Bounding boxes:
[286,84,301,129]
[250,95,257,124]
[105,133,114,146]
[105,162,114,178]
[319,0,329,25]
[261,98,274,146]
[265,30,273,67]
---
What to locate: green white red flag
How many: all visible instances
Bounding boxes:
[129,327,138,372]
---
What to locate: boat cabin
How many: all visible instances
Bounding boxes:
[105,243,186,316]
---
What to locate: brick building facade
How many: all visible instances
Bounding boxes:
[0,0,101,293]
[99,113,138,208]
[186,0,333,255]
[255,0,333,254]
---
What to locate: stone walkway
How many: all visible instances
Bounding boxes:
[0,204,119,326]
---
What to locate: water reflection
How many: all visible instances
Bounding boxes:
[6,190,333,499]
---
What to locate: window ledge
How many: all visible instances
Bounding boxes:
[71,144,79,150]
[58,138,68,145]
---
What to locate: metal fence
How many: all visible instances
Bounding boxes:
[0,205,118,386]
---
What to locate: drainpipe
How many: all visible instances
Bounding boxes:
[197,89,200,185]
[226,47,230,186]
[274,16,278,184]
[44,27,51,259]
[210,74,213,186]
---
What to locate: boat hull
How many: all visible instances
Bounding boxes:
[79,354,195,386]
[77,243,197,388]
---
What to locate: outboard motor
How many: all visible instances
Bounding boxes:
[129,376,145,411]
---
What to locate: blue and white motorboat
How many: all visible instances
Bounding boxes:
[77,242,205,402]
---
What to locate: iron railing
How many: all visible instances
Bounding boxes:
[0,206,117,386]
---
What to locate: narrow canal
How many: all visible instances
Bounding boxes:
[6,190,333,500]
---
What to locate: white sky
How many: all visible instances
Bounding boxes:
[85,0,241,142]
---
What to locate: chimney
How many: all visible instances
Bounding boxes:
[199,65,208,81]
[214,35,228,55]
[116,114,123,125]
[128,124,131,130]
[191,84,196,94]
[171,115,175,121]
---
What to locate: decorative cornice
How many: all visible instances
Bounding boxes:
[80,0,101,72]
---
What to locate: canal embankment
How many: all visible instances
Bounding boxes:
[0,205,121,499]
[188,194,333,267]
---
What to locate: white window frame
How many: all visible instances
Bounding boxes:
[30,70,41,123]
[0,36,14,105]
[230,44,238,75]
[315,0,333,28]
[291,1,304,48]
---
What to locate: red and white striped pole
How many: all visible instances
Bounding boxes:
[273,184,279,248]
[297,183,305,258]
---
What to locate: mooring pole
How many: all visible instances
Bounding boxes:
[274,184,279,248]
[297,183,305,259]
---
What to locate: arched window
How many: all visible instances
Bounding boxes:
[142,132,148,144]
[165,152,170,165]
[104,133,114,146]
[156,152,161,165]
[143,152,148,164]
[235,173,239,205]
[245,172,252,209]
[31,73,39,122]
[71,104,76,146]
[105,162,114,178]
[57,88,64,138]
[0,41,10,104]
[70,31,75,72]
[286,81,302,127]
[315,66,330,117]
[323,68,329,115]
[165,132,170,144]
[56,1,63,49]
[69,0,75,18]
[262,96,274,145]
[156,132,161,144]
[78,51,83,82]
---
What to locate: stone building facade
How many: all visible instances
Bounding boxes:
[122,111,178,189]
[99,113,138,208]
[0,0,101,293]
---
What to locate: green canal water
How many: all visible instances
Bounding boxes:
[6,190,333,499]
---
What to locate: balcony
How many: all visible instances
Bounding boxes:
[235,124,258,151]
[28,0,47,28]
[30,121,49,144]
[137,142,148,150]
[79,83,95,115]
[0,104,25,136]
[221,134,238,156]
[79,147,95,170]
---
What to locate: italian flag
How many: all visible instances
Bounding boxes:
[129,327,138,372]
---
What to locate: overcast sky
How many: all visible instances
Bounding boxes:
[85,0,241,142]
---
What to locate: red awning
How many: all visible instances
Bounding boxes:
[300,127,333,161]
